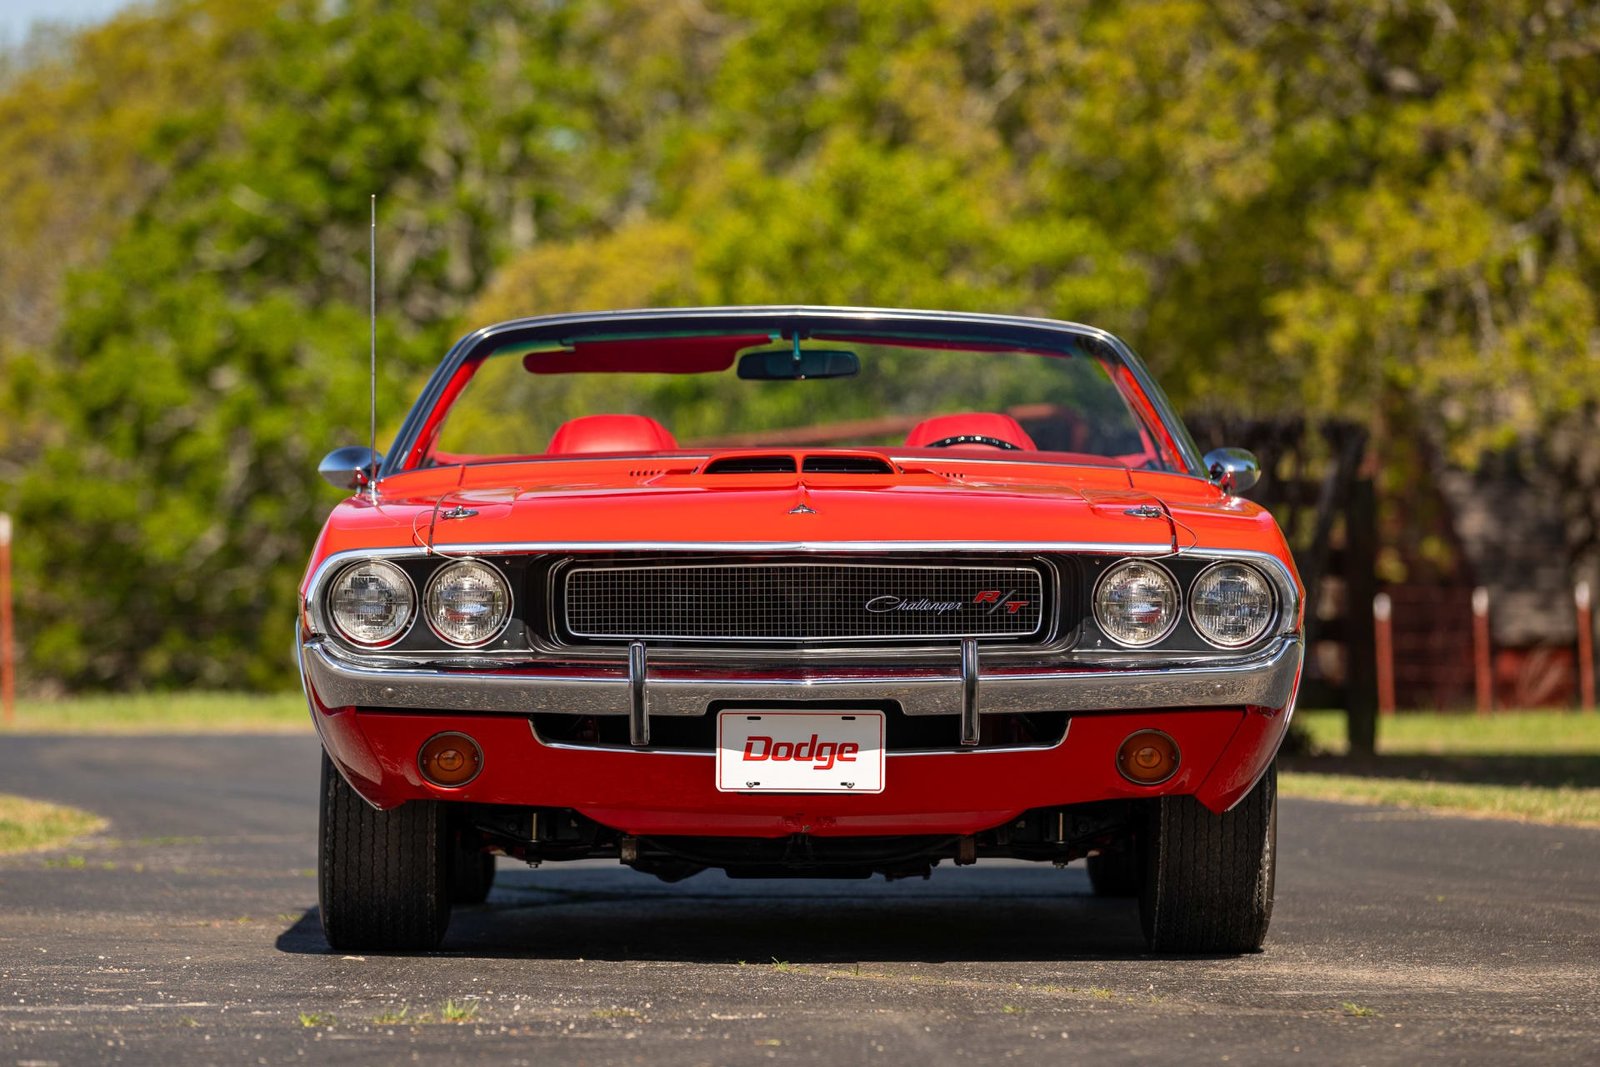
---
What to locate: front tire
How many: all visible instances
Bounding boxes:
[1140,764,1277,954]
[318,752,450,951]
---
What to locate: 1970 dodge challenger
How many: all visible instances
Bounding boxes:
[300,306,1302,953]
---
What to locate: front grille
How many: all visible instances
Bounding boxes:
[560,559,1048,644]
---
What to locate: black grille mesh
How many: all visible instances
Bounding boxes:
[562,561,1046,642]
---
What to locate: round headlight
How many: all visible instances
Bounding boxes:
[1189,561,1275,648]
[424,560,511,647]
[1094,560,1180,647]
[326,559,415,646]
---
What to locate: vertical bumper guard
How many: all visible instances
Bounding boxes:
[629,641,649,746]
[960,638,980,747]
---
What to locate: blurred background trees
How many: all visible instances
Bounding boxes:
[1,0,1596,691]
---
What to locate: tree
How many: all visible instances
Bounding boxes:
[4,0,1598,690]
[2,0,633,687]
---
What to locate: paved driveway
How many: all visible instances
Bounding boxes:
[2,735,1596,1065]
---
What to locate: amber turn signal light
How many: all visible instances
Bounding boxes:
[1116,729,1179,785]
[418,732,483,788]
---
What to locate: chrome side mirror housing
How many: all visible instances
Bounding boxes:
[318,446,383,491]
[1203,447,1260,495]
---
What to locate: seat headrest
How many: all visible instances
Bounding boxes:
[904,412,1037,451]
[547,414,678,455]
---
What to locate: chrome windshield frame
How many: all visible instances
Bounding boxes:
[375,306,1210,484]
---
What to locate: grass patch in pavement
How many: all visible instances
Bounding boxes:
[4,691,310,734]
[1284,710,1600,827]
[1280,772,1600,828]
[0,793,107,854]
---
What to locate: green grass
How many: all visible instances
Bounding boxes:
[4,691,310,734]
[1284,709,1600,827]
[1294,709,1600,756]
[0,793,107,854]
[1281,772,1600,827]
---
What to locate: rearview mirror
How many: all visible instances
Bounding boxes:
[737,348,859,380]
[1203,447,1260,495]
[319,445,382,490]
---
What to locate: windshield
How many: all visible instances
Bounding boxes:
[411,329,1182,471]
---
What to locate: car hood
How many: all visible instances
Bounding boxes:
[315,460,1218,555]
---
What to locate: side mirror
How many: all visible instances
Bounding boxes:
[319,446,383,491]
[1203,447,1260,495]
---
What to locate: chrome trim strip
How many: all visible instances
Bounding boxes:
[301,635,1302,719]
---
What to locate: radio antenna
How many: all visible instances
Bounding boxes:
[368,193,378,503]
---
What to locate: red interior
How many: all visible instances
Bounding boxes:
[547,414,679,455]
[904,412,1038,451]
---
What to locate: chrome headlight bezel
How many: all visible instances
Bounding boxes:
[325,559,417,648]
[1092,559,1182,648]
[1188,560,1277,649]
[423,558,513,648]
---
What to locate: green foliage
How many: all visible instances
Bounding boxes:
[1259,1,1600,457]
[1,0,1597,689]
[1,0,631,688]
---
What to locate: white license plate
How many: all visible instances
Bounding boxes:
[715,710,885,794]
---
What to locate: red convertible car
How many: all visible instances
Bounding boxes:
[300,307,1302,954]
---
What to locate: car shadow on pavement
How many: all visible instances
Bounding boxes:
[275,863,1159,962]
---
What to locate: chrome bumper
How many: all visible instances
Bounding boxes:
[301,636,1303,744]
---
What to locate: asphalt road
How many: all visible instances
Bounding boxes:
[2,735,1597,1066]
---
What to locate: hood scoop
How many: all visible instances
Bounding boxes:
[801,454,894,474]
[699,452,898,476]
[703,454,798,474]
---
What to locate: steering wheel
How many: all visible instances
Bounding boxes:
[924,434,1023,451]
